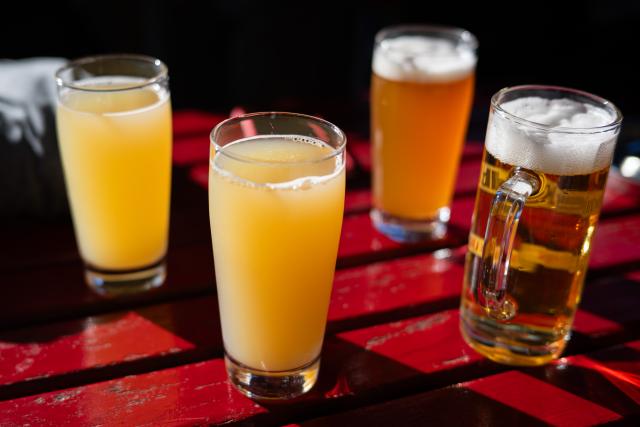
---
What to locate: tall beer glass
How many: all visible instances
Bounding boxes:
[370,25,477,242]
[209,113,346,399]
[56,55,172,296]
[460,85,622,366]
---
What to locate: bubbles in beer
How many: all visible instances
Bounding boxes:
[486,97,618,176]
[373,36,476,83]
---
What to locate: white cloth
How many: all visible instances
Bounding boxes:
[0,57,65,155]
[0,57,68,217]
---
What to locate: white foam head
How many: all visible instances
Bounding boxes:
[373,35,476,83]
[485,96,619,175]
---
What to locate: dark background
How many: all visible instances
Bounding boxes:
[3,0,639,137]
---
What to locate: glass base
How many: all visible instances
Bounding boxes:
[85,260,166,297]
[370,207,449,243]
[460,310,568,367]
[225,353,320,400]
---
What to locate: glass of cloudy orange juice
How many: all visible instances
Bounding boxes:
[209,112,346,400]
[55,55,172,296]
[371,25,477,242]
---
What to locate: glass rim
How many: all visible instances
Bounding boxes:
[375,24,478,51]
[491,84,623,134]
[210,112,347,167]
[55,53,168,93]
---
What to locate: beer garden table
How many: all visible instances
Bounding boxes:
[1,110,639,426]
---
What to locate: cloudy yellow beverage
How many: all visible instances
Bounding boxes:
[56,79,172,271]
[209,136,345,372]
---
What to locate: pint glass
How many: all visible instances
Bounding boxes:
[56,55,172,296]
[209,113,346,399]
[370,25,477,242]
[460,85,622,366]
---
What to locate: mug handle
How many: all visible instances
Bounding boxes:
[479,167,540,321]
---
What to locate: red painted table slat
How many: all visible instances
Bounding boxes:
[0,309,488,426]
[2,260,637,404]
[0,251,465,400]
[1,233,638,395]
[3,321,638,426]
[328,249,465,329]
[465,371,622,426]
[0,312,193,387]
[346,135,372,171]
[0,359,266,427]
[172,134,212,166]
[297,340,640,427]
[337,213,466,268]
[172,111,226,137]
[588,214,640,272]
[0,298,222,393]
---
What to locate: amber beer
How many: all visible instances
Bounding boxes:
[371,25,477,241]
[460,86,622,366]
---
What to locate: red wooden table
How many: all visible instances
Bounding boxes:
[1,111,639,426]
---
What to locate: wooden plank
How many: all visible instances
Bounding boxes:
[1,239,639,400]
[0,250,465,398]
[344,188,372,214]
[0,359,267,426]
[328,248,465,331]
[297,341,640,427]
[2,203,639,352]
[0,309,491,425]
[571,272,640,351]
[336,213,467,268]
[172,134,212,166]
[346,135,372,172]
[588,214,640,272]
[3,297,640,426]
[0,297,222,401]
[172,110,226,138]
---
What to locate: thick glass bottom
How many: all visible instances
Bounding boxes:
[370,207,449,243]
[225,353,320,400]
[85,260,166,297]
[460,308,568,366]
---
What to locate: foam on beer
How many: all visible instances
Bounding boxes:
[486,97,618,175]
[373,36,476,83]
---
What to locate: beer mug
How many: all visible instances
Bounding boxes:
[460,85,622,366]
